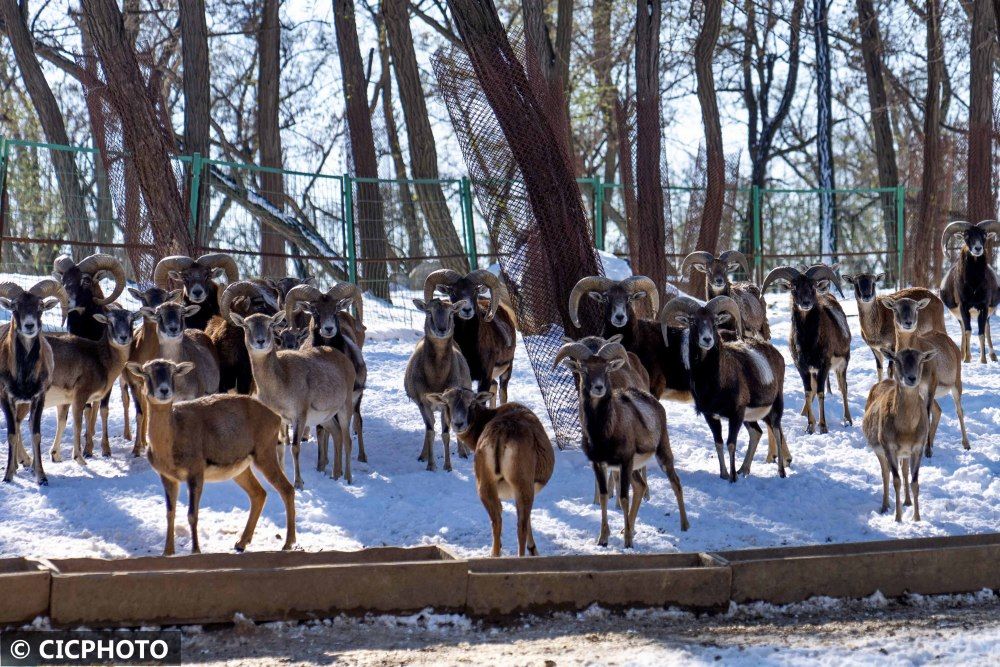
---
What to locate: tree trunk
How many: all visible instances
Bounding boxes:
[814,0,837,262]
[445,0,602,333]
[257,0,286,276]
[968,0,996,222]
[333,0,390,298]
[592,0,619,238]
[377,11,423,266]
[693,0,724,269]
[383,0,466,272]
[634,0,669,285]
[522,0,573,167]
[80,0,193,260]
[1,0,92,253]
[913,0,943,285]
[856,0,900,281]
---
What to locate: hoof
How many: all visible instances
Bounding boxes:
[50,452,62,463]
[294,480,304,491]
[74,457,87,467]
[358,454,367,463]
[963,441,971,450]
[737,465,751,478]
[444,464,452,472]
[879,506,889,515]
[282,542,296,551]
[728,474,737,484]
[37,477,48,486]
[234,543,247,553]
[842,419,853,427]
[764,455,775,464]
[904,499,912,507]
[806,425,815,435]
[680,520,691,532]
[426,463,436,472]
[991,353,998,362]
[83,451,93,459]
[778,468,787,479]
[719,472,729,480]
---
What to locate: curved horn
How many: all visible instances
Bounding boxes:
[153,256,194,289]
[327,281,365,325]
[422,269,463,303]
[977,219,1000,236]
[761,266,802,294]
[621,275,660,316]
[657,295,703,342]
[196,253,239,283]
[78,254,126,305]
[568,276,616,329]
[941,221,973,252]
[467,269,503,322]
[706,295,744,339]
[220,281,266,322]
[596,340,629,362]
[52,254,76,277]
[28,279,69,321]
[718,250,750,276]
[283,284,326,325]
[680,251,715,276]
[552,341,596,370]
[805,264,844,296]
[0,282,24,302]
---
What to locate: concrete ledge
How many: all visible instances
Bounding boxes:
[0,558,49,624]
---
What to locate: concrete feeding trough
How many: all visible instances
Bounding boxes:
[711,533,1000,604]
[465,552,730,617]
[44,545,466,627]
[0,558,49,625]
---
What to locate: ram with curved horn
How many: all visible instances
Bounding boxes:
[283,283,368,466]
[423,269,516,405]
[0,279,68,485]
[568,275,691,403]
[557,338,689,548]
[939,220,1000,363]
[152,253,239,331]
[681,250,770,339]
[659,296,789,481]
[761,264,852,434]
[205,281,278,395]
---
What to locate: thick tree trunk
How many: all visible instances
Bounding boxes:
[333,0,390,298]
[856,0,900,281]
[179,0,210,253]
[694,0,725,267]
[914,0,943,285]
[383,0,466,273]
[377,13,423,266]
[968,0,996,222]
[592,0,619,238]
[1,0,92,252]
[634,0,669,285]
[80,0,193,258]
[257,0,286,276]
[445,0,601,333]
[814,0,837,262]
[522,0,573,169]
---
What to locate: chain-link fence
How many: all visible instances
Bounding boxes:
[0,135,911,330]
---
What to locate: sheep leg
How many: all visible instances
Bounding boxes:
[2,398,16,483]
[618,460,635,548]
[960,307,973,363]
[872,347,884,382]
[875,448,890,514]
[837,367,852,426]
[911,451,923,521]
[887,450,903,523]
[515,486,535,557]
[316,425,329,472]
[160,475,180,556]
[186,474,204,554]
[29,398,47,484]
[99,390,112,456]
[626,469,647,549]
[987,314,998,362]
[418,402,436,471]
[476,454,503,557]
[765,424,777,463]
[953,385,970,450]
[776,427,789,478]
[330,419,344,481]
[498,364,512,405]
[738,421,763,478]
[641,468,649,501]
[339,406,354,484]
[977,308,989,364]
[290,421,304,490]
[50,405,69,463]
[120,376,132,441]
[84,400,99,458]
[593,462,610,547]
[707,416,727,479]
[130,381,145,457]
[232,467,266,552]
[926,399,942,459]
[901,458,912,506]
[801,369,816,433]
[353,391,366,463]
[655,428,689,531]
[71,400,87,466]
[725,413,743,483]
[816,366,830,434]
[254,446,297,550]
[441,409,453,472]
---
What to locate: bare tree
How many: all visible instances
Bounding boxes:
[913,0,943,284]
[856,0,899,280]
[591,0,618,236]
[333,0,391,298]
[257,0,286,276]
[383,0,466,272]
[968,0,996,222]
[522,0,573,160]
[814,0,836,261]
[693,0,725,266]
[80,0,194,259]
[1,0,91,251]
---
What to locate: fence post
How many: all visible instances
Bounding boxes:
[593,176,605,252]
[0,137,8,245]
[460,177,478,270]
[752,185,762,283]
[343,174,358,284]
[895,185,905,287]
[187,152,203,247]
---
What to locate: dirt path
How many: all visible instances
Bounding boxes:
[181,592,1000,665]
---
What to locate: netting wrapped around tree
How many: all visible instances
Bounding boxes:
[432,42,603,448]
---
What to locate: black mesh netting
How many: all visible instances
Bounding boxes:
[432,43,604,449]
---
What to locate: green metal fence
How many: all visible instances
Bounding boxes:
[0,136,908,327]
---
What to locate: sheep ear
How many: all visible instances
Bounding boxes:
[916,298,930,310]
[674,314,691,326]
[816,280,831,294]
[92,313,108,324]
[175,361,196,377]
[842,274,855,285]
[42,297,61,311]
[211,267,228,279]
[608,334,623,344]
[561,358,582,372]
[168,270,182,281]
[168,289,184,303]
[130,311,144,325]
[425,392,444,406]
[184,305,201,317]
[875,273,885,283]
[629,290,647,301]
[715,312,732,325]
[127,287,143,300]
[921,350,938,363]
[139,306,156,320]
[587,291,605,303]
[412,298,427,312]
[0,297,12,311]
[608,358,626,371]
[270,311,287,326]
[880,347,896,364]
[475,392,494,406]
[692,264,708,274]
[125,362,144,379]
[230,313,246,327]
[882,297,897,310]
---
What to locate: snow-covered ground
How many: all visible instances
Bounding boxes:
[0,282,998,560]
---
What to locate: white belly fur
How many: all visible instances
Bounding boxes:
[204,457,253,482]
